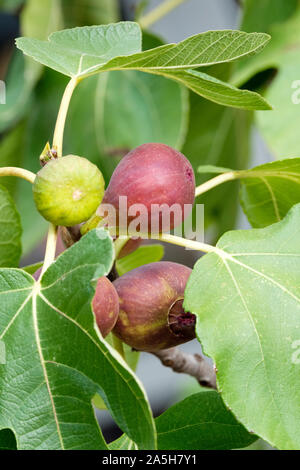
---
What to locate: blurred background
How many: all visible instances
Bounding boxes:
[1,0,297,448]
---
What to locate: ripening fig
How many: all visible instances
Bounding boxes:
[113,261,196,351]
[92,277,119,338]
[102,143,195,232]
[33,155,105,226]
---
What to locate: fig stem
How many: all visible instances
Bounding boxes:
[195,171,238,198]
[41,223,58,277]
[139,0,189,29]
[52,76,79,157]
[0,167,36,184]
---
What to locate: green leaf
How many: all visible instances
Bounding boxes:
[156,391,257,450]
[22,262,43,275]
[0,123,24,194]
[16,26,270,79]
[22,0,63,41]
[182,81,252,237]
[16,22,142,78]
[0,51,32,133]
[0,429,17,450]
[98,30,271,76]
[12,70,67,255]
[233,9,300,158]
[184,204,300,450]
[239,158,300,227]
[197,158,300,228]
[0,0,24,12]
[0,229,156,450]
[116,244,164,276]
[109,434,137,450]
[16,24,271,109]
[0,185,22,267]
[0,0,63,133]
[165,69,271,110]
[64,70,188,181]
[241,0,298,34]
[61,0,120,27]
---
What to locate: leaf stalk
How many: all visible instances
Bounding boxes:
[195,171,238,198]
[52,76,79,157]
[0,167,36,184]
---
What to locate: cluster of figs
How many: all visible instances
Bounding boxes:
[33,143,197,352]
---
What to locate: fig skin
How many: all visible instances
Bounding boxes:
[112,261,196,351]
[102,143,195,232]
[92,277,119,338]
[33,155,105,226]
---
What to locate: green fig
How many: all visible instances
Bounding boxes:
[33,155,105,226]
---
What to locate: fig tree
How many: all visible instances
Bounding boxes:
[33,155,105,226]
[102,143,195,232]
[92,277,119,338]
[112,261,196,351]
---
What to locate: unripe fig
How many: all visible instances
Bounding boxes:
[33,155,105,226]
[92,277,119,338]
[113,261,196,351]
[102,143,195,232]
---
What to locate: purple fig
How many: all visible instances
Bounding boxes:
[113,261,196,351]
[102,143,195,232]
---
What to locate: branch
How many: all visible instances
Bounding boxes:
[151,347,217,389]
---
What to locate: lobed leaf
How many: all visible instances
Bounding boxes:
[0,229,156,450]
[184,204,300,449]
[16,23,271,111]
[197,158,300,228]
[0,185,22,267]
[156,391,257,450]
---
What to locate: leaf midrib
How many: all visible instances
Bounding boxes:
[32,287,64,449]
